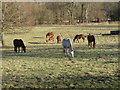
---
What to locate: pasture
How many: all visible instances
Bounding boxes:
[2,24,119,88]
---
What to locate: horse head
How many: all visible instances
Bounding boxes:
[70,50,74,58]
[22,46,26,53]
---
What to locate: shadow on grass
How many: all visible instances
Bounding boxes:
[28,42,59,44]
[2,49,119,64]
[46,74,119,88]
[103,61,119,64]
[2,42,119,61]
[2,72,119,88]
[2,48,64,59]
[32,37,43,38]
[75,50,119,61]
[97,44,119,49]
[28,42,45,44]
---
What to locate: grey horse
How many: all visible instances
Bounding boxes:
[62,39,74,57]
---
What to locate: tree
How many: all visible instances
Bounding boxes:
[1,2,35,47]
[0,1,3,46]
[103,2,120,21]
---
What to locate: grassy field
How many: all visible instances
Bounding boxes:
[2,24,119,88]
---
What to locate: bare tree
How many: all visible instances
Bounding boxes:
[1,2,35,47]
[0,1,3,46]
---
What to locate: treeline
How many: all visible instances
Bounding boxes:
[2,2,120,28]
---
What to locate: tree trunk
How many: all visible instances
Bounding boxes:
[0,1,3,47]
[1,32,4,47]
[85,6,88,23]
[80,4,84,23]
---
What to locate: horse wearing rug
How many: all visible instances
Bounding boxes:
[73,34,85,43]
[87,34,96,48]
[62,39,74,57]
[13,39,26,53]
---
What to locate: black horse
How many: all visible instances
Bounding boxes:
[13,39,26,53]
[87,34,96,48]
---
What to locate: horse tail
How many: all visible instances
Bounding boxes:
[46,34,49,42]
[46,34,48,38]
[73,38,75,42]
[82,36,85,42]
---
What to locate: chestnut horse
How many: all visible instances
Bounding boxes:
[46,32,54,42]
[73,34,85,43]
[56,35,62,43]
[87,34,96,48]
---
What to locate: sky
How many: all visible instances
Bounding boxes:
[1,0,120,2]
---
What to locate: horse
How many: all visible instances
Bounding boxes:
[13,39,26,53]
[56,35,62,43]
[46,32,54,43]
[73,34,85,43]
[87,34,96,48]
[62,39,74,57]
[46,35,54,43]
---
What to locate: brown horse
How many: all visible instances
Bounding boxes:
[73,34,85,43]
[46,32,54,42]
[56,35,62,43]
[87,34,96,48]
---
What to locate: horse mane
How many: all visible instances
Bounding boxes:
[73,34,78,42]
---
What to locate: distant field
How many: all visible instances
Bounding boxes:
[2,24,119,88]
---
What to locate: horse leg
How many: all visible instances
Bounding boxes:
[88,42,90,47]
[90,42,92,47]
[46,37,49,43]
[58,40,60,43]
[64,48,69,56]
[77,39,79,43]
[82,37,85,42]
[73,39,75,43]
[78,39,79,43]
[66,49,69,56]
[21,47,24,53]
[91,42,93,48]
[18,47,20,53]
[52,39,54,43]
[60,40,61,43]
[14,46,17,53]
[93,41,96,48]
[63,48,67,56]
